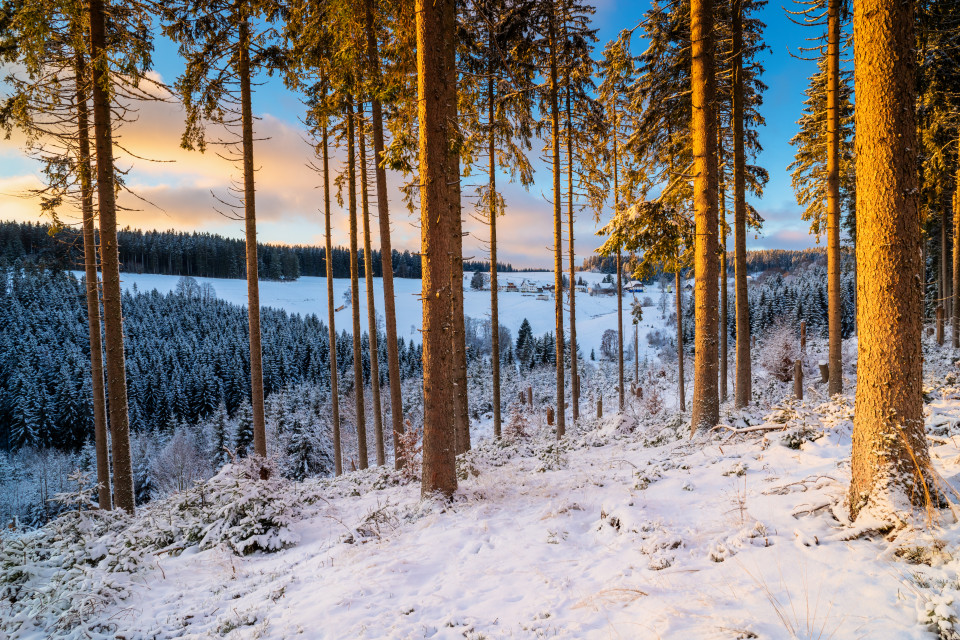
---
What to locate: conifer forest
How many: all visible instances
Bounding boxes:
[2,0,960,636]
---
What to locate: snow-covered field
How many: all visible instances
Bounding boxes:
[84,270,670,358]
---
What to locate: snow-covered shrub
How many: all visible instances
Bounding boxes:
[150,428,212,498]
[396,420,422,483]
[504,403,531,441]
[0,504,130,637]
[920,593,960,639]
[167,457,301,555]
[759,319,799,382]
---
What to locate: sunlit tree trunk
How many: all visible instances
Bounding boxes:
[89,0,134,512]
[322,121,342,476]
[418,0,458,497]
[953,155,960,349]
[611,99,624,414]
[566,85,579,422]
[718,123,727,403]
[363,0,405,466]
[690,0,720,434]
[75,47,110,510]
[548,2,566,439]
[238,16,267,461]
[488,56,502,439]
[449,9,470,457]
[676,267,686,411]
[826,0,843,392]
[358,105,385,465]
[732,0,751,408]
[347,97,368,470]
[849,0,930,517]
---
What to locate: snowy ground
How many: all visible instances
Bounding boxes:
[79,270,670,359]
[8,339,960,639]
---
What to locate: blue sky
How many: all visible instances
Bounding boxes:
[0,0,827,268]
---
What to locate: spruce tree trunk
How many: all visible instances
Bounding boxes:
[941,215,946,314]
[358,106,385,466]
[690,0,720,434]
[617,250,624,411]
[718,126,727,403]
[322,122,343,477]
[89,0,134,513]
[76,49,110,510]
[346,98,368,470]
[238,17,267,461]
[417,0,458,497]
[676,267,686,411]
[548,3,566,439]
[363,0,405,467]
[566,85,579,422]
[732,0,751,408]
[849,0,930,517]
[448,12,470,456]
[488,58,502,439]
[953,160,960,349]
[826,0,844,393]
[612,102,624,414]
[942,204,949,319]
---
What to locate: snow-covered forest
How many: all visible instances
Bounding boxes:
[2,0,960,634]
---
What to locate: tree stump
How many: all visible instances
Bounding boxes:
[800,320,806,352]
[794,359,803,400]
[819,361,829,384]
[937,305,945,346]
[519,390,525,404]
[635,386,643,399]
[597,394,603,418]
[527,386,533,406]
[546,406,555,426]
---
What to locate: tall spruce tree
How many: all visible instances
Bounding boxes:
[787,0,852,395]
[0,0,116,508]
[460,0,536,438]
[161,0,284,465]
[596,30,633,415]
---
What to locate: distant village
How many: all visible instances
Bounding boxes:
[467,271,647,298]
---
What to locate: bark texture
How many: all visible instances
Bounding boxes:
[953,160,960,349]
[76,49,110,510]
[417,0,458,497]
[566,86,579,422]
[89,0,134,513]
[676,268,686,411]
[849,0,931,517]
[549,3,566,439]
[358,107,385,466]
[690,0,720,434]
[718,124,727,403]
[826,0,844,393]
[732,0,751,408]
[347,98,368,470]
[488,63,502,438]
[322,123,342,476]
[239,17,267,460]
[363,0,405,466]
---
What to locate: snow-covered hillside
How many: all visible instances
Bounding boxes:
[5,338,960,639]
[90,271,668,358]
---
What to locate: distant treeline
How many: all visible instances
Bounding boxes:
[0,221,523,281]
[580,247,847,277]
